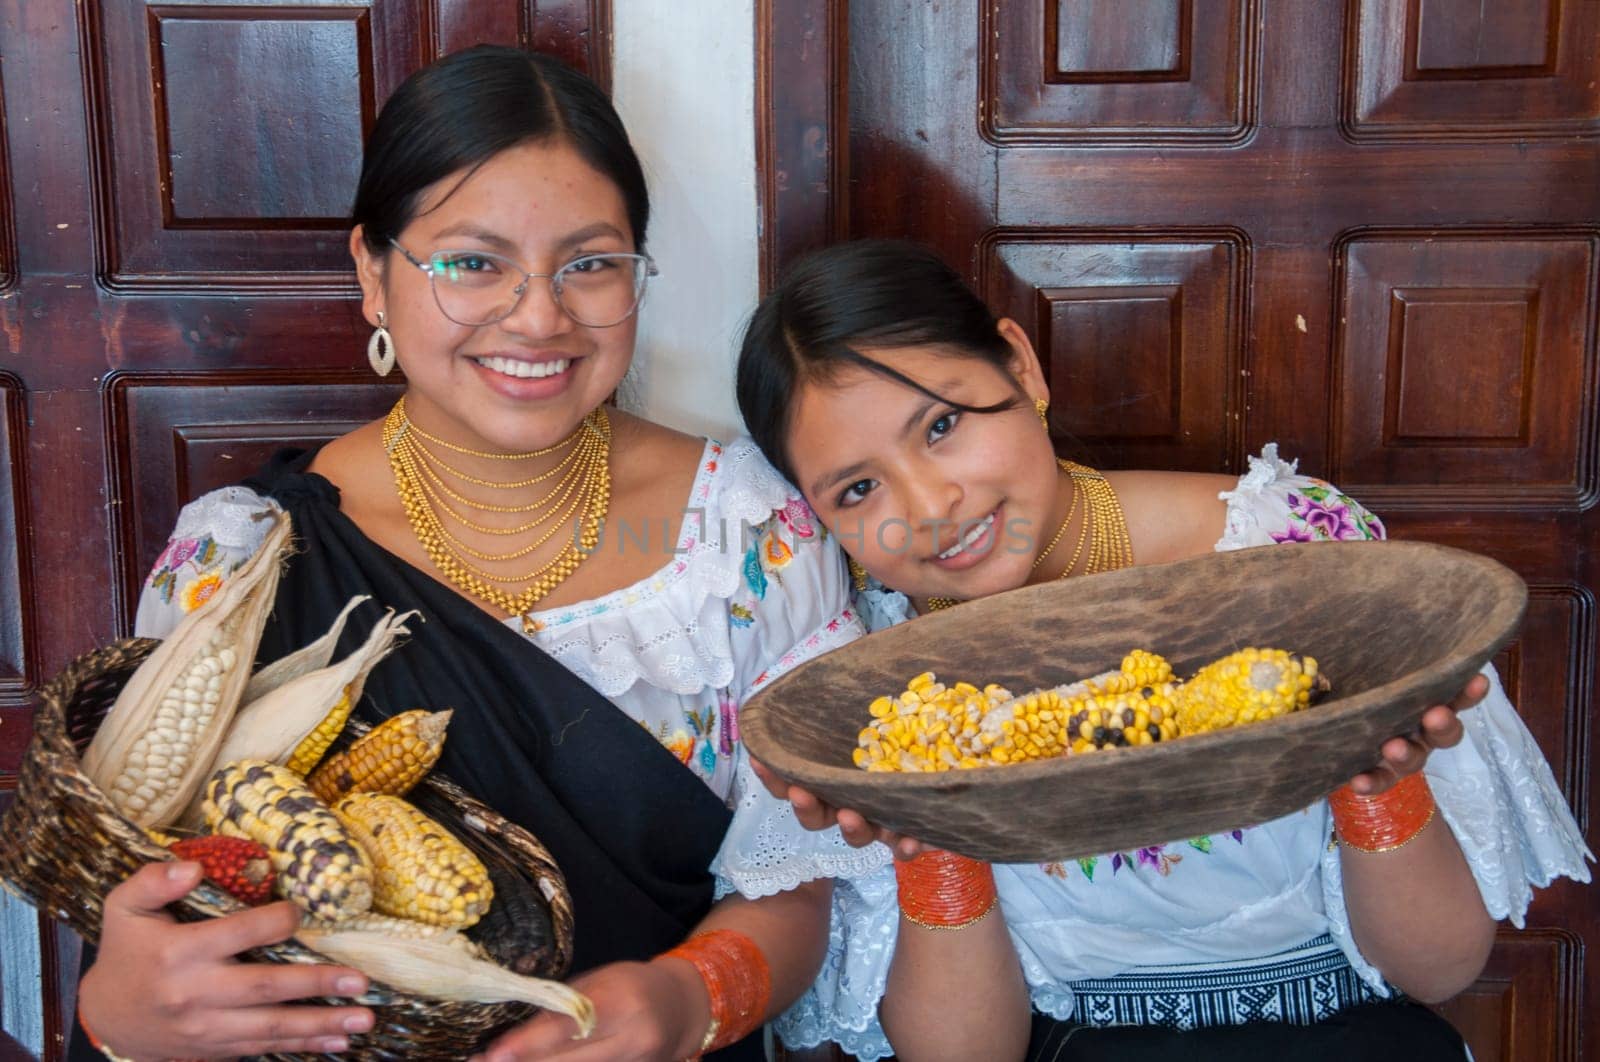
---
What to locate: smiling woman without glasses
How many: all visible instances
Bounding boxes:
[736,239,1592,1062]
[71,46,867,1062]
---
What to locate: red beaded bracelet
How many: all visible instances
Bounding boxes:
[662,928,772,1057]
[1329,771,1437,853]
[894,850,998,930]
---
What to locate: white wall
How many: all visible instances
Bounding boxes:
[612,1,758,440]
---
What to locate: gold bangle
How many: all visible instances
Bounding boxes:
[901,895,998,931]
[682,1014,718,1059]
[1338,805,1437,854]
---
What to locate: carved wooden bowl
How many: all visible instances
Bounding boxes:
[740,541,1527,863]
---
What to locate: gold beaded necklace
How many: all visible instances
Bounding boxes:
[925,459,1131,612]
[383,397,611,633]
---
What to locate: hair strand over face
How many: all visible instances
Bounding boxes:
[737,239,1020,484]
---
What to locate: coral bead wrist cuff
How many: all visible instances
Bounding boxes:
[895,850,998,930]
[1329,771,1436,853]
[662,928,771,1057]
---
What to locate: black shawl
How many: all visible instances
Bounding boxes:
[245,450,737,973]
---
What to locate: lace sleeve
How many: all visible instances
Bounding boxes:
[133,487,281,639]
[1216,443,1386,550]
[709,490,891,900]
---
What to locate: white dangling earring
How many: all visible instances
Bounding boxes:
[367,310,396,377]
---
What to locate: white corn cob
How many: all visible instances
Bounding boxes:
[84,511,292,827]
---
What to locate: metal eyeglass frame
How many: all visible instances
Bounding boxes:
[389,239,658,328]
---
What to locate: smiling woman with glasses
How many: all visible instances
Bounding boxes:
[389,240,658,328]
[75,44,860,1062]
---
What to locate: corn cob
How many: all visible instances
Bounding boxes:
[468,859,559,976]
[293,928,596,1035]
[144,827,183,847]
[308,709,452,803]
[286,687,358,777]
[302,913,490,958]
[197,609,417,796]
[226,611,415,783]
[84,513,293,828]
[201,759,372,921]
[1053,651,1179,753]
[1172,648,1329,735]
[852,672,1016,772]
[168,835,275,906]
[243,594,370,703]
[334,793,493,928]
[855,652,1178,772]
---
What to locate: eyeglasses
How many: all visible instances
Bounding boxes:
[390,240,658,328]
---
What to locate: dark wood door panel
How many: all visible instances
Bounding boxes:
[107,374,405,632]
[0,378,30,702]
[90,0,407,288]
[1330,231,1598,511]
[1347,0,1600,139]
[85,0,611,293]
[980,231,1246,471]
[0,378,34,772]
[990,0,1257,142]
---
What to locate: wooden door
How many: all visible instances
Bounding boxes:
[761,1,1599,1058]
[0,3,608,1057]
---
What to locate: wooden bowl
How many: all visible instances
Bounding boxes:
[740,540,1527,863]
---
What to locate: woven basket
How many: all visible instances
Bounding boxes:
[0,638,578,1060]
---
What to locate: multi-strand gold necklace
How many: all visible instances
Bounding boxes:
[926,459,1132,612]
[383,397,611,633]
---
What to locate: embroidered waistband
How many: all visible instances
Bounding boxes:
[1066,934,1384,1029]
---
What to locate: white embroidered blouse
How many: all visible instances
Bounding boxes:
[133,437,872,892]
[775,445,1593,1059]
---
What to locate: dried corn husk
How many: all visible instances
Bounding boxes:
[243,594,370,702]
[83,510,292,827]
[294,928,596,1036]
[178,608,416,828]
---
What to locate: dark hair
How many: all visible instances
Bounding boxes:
[352,45,649,254]
[737,239,1021,484]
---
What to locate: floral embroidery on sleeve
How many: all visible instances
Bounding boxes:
[147,536,225,606]
[731,494,829,617]
[1273,482,1385,544]
[646,694,736,782]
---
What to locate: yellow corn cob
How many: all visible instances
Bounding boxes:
[302,913,489,958]
[855,652,1179,772]
[334,793,493,929]
[308,709,451,803]
[1060,683,1180,753]
[286,687,356,776]
[852,674,1016,772]
[201,759,373,921]
[1172,648,1329,735]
